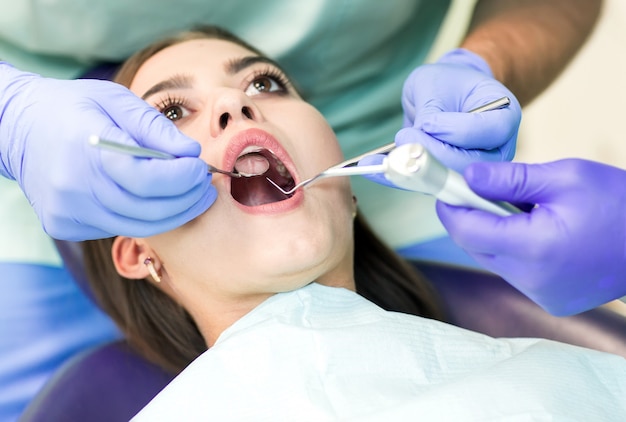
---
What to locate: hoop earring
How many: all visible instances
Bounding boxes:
[144,257,161,283]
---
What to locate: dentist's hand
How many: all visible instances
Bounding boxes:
[399,48,521,172]
[0,64,216,240]
[359,49,521,188]
[436,159,626,316]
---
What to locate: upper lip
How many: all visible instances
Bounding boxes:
[223,127,298,181]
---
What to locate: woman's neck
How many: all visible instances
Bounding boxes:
[186,291,274,347]
[179,263,356,347]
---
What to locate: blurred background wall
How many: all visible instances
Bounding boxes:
[431,0,626,168]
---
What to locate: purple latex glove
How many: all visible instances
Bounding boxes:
[401,48,521,170]
[0,63,216,240]
[437,159,626,316]
[362,48,521,187]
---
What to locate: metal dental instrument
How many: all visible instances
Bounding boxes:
[268,141,521,216]
[268,96,511,195]
[266,143,396,195]
[88,135,243,178]
[384,143,521,217]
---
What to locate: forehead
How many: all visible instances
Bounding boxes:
[130,38,255,94]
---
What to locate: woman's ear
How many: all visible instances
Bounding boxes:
[112,237,161,282]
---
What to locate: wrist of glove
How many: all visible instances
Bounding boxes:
[436,48,494,77]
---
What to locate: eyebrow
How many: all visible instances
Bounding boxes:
[140,55,285,100]
[141,74,194,100]
[225,55,284,75]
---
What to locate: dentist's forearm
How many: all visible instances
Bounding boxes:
[461,0,602,106]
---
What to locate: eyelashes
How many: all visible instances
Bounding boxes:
[151,66,294,121]
[155,94,188,112]
[245,66,292,93]
[155,94,190,121]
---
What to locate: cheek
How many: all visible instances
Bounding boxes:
[173,117,219,163]
[147,205,239,278]
[281,104,344,160]
[311,120,343,160]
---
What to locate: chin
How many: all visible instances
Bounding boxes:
[256,232,351,288]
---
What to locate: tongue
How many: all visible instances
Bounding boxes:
[234,153,270,177]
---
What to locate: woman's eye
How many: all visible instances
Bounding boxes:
[245,76,283,96]
[162,105,189,121]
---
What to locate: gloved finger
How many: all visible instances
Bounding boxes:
[97,87,201,158]
[404,92,511,123]
[44,224,112,242]
[94,176,216,222]
[357,153,394,187]
[395,127,502,173]
[72,188,215,239]
[416,108,519,152]
[462,161,567,204]
[436,201,531,255]
[101,153,210,197]
[104,192,217,237]
[401,94,445,127]
[436,200,561,259]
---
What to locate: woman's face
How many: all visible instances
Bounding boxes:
[123,38,355,307]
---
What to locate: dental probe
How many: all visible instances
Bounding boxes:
[384,143,522,216]
[88,135,243,178]
[268,96,511,195]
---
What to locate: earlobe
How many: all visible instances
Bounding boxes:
[112,237,160,281]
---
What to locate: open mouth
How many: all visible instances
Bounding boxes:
[230,149,296,206]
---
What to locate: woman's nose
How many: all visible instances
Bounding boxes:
[210,89,262,137]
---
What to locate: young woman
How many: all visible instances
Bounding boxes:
[83,26,444,374]
[83,27,625,420]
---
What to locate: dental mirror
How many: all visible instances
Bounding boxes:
[233,152,270,177]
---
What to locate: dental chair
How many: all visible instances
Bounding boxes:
[20,239,626,422]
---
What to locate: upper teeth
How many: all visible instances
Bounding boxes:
[238,145,265,158]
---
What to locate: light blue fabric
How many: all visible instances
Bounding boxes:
[0,263,121,422]
[134,283,626,421]
[397,234,481,269]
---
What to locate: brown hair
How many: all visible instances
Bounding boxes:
[82,26,444,375]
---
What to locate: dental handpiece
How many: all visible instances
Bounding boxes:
[384,143,522,217]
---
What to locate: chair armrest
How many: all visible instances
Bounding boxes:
[20,340,174,422]
[416,260,626,358]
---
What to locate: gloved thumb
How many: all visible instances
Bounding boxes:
[463,161,553,204]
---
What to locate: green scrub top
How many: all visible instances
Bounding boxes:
[0,0,462,265]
